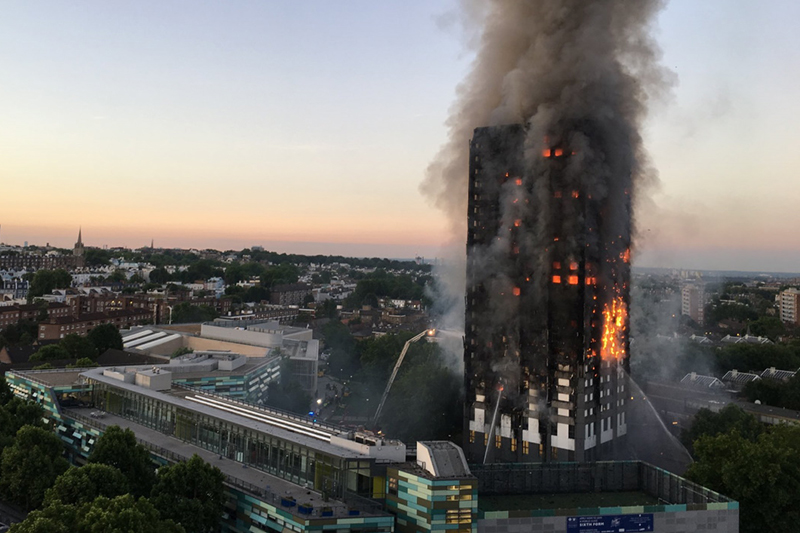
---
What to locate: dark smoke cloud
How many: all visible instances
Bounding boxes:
[423,0,674,347]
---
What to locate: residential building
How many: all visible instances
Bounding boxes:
[779,288,800,325]
[464,125,630,463]
[270,283,312,306]
[0,302,70,330]
[681,283,705,325]
[38,309,151,340]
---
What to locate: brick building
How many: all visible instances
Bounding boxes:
[0,302,71,330]
[38,309,151,340]
[269,283,311,306]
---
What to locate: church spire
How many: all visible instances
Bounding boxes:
[77,227,82,246]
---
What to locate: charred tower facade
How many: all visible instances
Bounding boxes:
[464,125,631,464]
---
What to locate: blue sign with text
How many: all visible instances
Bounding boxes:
[566,514,654,533]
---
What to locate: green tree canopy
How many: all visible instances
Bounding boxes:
[29,344,71,362]
[681,404,763,454]
[83,248,112,267]
[88,426,156,497]
[318,298,338,319]
[0,375,12,405]
[344,270,430,309]
[68,357,99,368]
[60,334,98,360]
[261,263,300,288]
[87,323,123,354]
[28,269,72,300]
[150,455,225,533]
[746,316,785,340]
[378,342,461,442]
[0,320,39,349]
[0,425,69,510]
[0,397,46,452]
[714,343,800,374]
[323,321,358,379]
[11,495,185,533]
[43,463,129,507]
[148,267,170,284]
[170,303,218,324]
[686,424,800,533]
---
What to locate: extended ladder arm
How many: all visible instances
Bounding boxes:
[372,329,431,426]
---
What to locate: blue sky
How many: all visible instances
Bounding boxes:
[1,1,799,271]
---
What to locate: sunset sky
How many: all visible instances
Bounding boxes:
[2,1,799,271]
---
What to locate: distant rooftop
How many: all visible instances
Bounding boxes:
[722,370,761,385]
[681,373,725,389]
[760,367,797,381]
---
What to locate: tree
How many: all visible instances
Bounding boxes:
[60,334,98,360]
[82,495,184,533]
[148,267,170,284]
[28,269,72,300]
[323,321,359,379]
[0,397,46,452]
[681,404,763,454]
[12,495,185,533]
[43,463,129,507]
[686,425,800,533]
[318,298,338,319]
[0,375,11,405]
[378,344,461,442]
[0,320,39,348]
[747,316,785,340]
[87,323,123,354]
[67,357,98,368]
[150,455,225,533]
[88,426,156,497]
[29,344,71,362]
[108,269,128,283]
[170,303,218,324]
[0,425,69,510]
[83,248,112,267]
[6,500,78,533]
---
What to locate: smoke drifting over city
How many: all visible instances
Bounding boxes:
[424,0,672,350]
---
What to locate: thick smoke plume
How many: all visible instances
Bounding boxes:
[424,0,672,363]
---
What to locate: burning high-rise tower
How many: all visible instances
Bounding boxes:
[419,1,668,464]
[463,123,631,463]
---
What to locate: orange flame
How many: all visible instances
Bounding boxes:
[601,296,627,360]
[621,248,631,263]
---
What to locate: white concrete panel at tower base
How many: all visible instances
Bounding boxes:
[584,435,597,450]
[557,408,570,417]
[617,413,627,437]
[469,405,485,433]
[551,423,575,451]
[601,425,614,444]
[499,414,512,438]
[522,417,540,443]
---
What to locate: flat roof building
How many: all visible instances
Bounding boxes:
[5,365,738,533]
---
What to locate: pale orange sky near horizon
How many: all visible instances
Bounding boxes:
[3,1,800,271]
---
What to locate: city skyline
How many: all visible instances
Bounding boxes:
[3,1,800,272]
